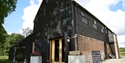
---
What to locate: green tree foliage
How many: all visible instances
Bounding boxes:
[0,0,17,24]
[0,33,24,55]
[0,26,8,55]
[0,0,17,49]
[0,25,8,45]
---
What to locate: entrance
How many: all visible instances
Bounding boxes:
[49,38,65,63]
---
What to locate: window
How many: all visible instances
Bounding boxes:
[93,20,97,29]
[101,26,104,33]
[93,24,97,29]
[105,27,107,34]
[94,20,96,24]
[82,17,88,24]
[81,12,84,16]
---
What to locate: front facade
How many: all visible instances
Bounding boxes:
[9,0,120,63]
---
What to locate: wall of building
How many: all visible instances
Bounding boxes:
[33,0,73,39]
[107,43,113,55]
[33,0,73,63]
[74,5,108,42]
[9,34,34,63]
[77,34,105,63]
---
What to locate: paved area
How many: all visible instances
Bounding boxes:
[102,57,125,63]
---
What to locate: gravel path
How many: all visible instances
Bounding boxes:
[102,57,125,63]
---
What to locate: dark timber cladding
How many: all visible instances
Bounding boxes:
[72,2,107,42]
[33,0,73,63]
[34,0,73,38]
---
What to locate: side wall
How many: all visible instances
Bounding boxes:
[72,2,110,62]
[75,6,107,42]
[78,34,105,63]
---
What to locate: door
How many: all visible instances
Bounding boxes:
[49,38,65,63]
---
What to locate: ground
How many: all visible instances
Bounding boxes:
[102,56,125,63]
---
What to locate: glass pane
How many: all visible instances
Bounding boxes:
[82,17,88,24]
[55,40,59,61]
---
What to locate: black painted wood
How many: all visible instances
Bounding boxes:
[64,32,69,63]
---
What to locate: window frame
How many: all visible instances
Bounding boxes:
[81,16,88,24]
[93,20,97,29]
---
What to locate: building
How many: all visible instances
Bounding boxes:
[9,0,120,63]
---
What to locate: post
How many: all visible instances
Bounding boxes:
[113,34,119,59]
[104,42,108,59]
[64,32,68,63]
[32,42,35,52]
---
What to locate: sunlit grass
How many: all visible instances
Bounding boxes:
[120,52,125,56]
[0,56,8,60]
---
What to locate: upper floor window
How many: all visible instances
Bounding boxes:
[93,20,97,29]
[105,27,108,34]
[101,26,104,33]
[94,20,96,24]
[81,12,84,16]
[82,17,88,24]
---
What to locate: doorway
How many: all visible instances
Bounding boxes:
[49,38,65,63]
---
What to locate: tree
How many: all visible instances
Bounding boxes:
[22,27,33,37]
[0,33,24,55]
[0,25,8,56]
[0,25,8,46]
[0,0,17,24]
[0,0,17,47]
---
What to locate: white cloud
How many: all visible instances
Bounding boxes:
[20,0,42,34]
[117,35,125,47]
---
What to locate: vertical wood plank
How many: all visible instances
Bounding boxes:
[114,34,119,59]
[59,39,62,63]
[52,40,55,63]
[32,42,35,52]
[49,40,52,63]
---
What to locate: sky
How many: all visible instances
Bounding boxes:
[3,0,125,47]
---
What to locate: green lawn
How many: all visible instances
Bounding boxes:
[120,52,125,56]
[0,59,13,63]
[119,48,125,56]
[0,56,8,60]
[0,56,14,63]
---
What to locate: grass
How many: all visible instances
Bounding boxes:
[119,48,125,56]
[0,56,8,60]
[0,59,13,63]
[120,52,125,56]
[0,56,13,63]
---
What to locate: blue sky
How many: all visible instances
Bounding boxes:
[3,0,125,47]
[109,1,125,11]
[3,0,30,33]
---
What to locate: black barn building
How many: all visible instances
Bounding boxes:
[9,0,120,63]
